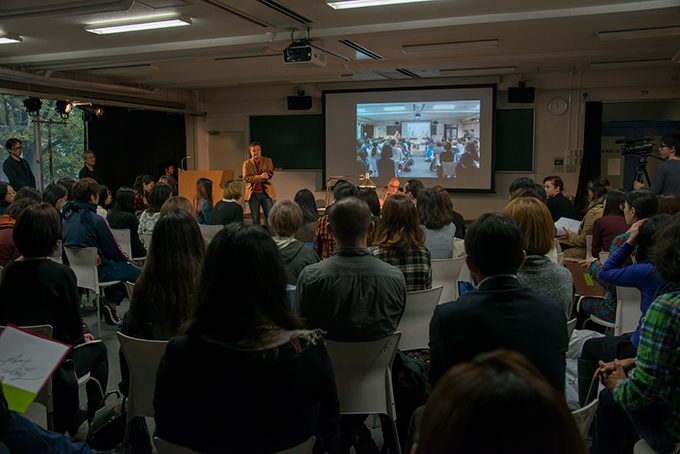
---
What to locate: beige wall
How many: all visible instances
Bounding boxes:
[185,66,680,220]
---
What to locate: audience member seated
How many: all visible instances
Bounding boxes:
[42,182,68,213]
[97,185,112,218]
[543,175,578,222]
[413,350,585,454]
[132,174,154,214]
[15,186,40,203]
[108,187,147,259]
[63,178,142,325]
[0,203,109,433]
[370,194,432,292]
[560,176,608,259]
[503,197,574,316]
[591,188,628,258]
[158,174,177,195]
[209,179,243,226]
[591,214,680,454]
[404,179,424,202]
[454,152,478,182]
[194,177,213,225]
[508,177,537,199]
[511,186,547,204]
[0,198,36,267]
[57,177,75,201]
[577,214,668,407]
[657,192,680,215]
[270,200,320,286]
[160,195,197,220]
[313,181,358,259]
[138,182,172,237]
[377,144,396,180]
[357,187,380,245]
[429,213,568,393]
[293,188,320,244]
[433,186,466,239]
[377,177,400,207]
[0,182,14,215]
[579,189,659,326]
[418,188,456,259]
[154,224,340,454]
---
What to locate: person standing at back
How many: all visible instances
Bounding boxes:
[634,133,680,196]
[3,139,35,190]
[79,150,99,182]
[243,141,275,231]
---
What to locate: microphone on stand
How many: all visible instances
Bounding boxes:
[181,155,192,171]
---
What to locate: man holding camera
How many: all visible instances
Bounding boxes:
[634,133,680,196]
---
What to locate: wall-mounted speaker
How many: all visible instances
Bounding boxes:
[287,96,312,110]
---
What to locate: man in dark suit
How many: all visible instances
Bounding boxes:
[428,212,568,393]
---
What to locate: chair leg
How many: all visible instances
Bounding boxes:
[390,417,402,454]
[46,411,55,432]
[96,294,101,339]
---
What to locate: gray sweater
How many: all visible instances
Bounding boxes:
[516,255,573,316]
[423,223,457,259]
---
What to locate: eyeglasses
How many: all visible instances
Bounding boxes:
[11,146,22,151]
[620,203,628,211]
[660,145,669,149]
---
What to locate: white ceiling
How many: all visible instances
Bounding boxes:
[0,0,678,93]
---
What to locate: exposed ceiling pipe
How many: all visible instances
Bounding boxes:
[0,66,156,95]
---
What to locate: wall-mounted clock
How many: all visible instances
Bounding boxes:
[548,97,568,116]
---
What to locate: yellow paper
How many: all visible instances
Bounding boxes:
[2,383,37,413]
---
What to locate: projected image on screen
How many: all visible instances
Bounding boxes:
[354,101,481,181]
[325,86,494,191]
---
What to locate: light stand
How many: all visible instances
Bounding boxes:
[325,172,376,206]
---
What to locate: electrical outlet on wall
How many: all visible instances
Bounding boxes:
[566,150,571,157]
[566,165,577,173]
[566,158,571,165]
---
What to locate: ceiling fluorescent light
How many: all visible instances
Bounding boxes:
[440,67,515,77]
[590,59,672,69]
[327,0,435,10]
[89,65,159,75]
[85,15,191,35]
[0,33,22,44]
[598,26,680,41]
[402,39,499,54]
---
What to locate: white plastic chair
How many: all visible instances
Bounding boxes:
[567,318,577,339]
[64,247,121,338]
[125,281,135,303]
[198,224,222,244]
[140,233,152,250]
[571,398,599,440]
[556,252,564,266]
[586,235,593,259]
[599,251,610,262]
[154,432,315,453]
[48,239,62,263]
[431,257,466,304]
[110,229,132,259]
[441,161,457,178]
[588,286,642,336]
[325,332,403,454]
[117,332,169,445]
[397,286,443,350]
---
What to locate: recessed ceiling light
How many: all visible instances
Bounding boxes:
[0,33,22,44]
[327,0,435,10]
[85,15,192,35]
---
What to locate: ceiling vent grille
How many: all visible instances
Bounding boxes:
[395,68,420,78]
[256,0,314,24]
[197,0,273,27]
[339,40,384,60]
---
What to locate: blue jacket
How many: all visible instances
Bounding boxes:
[62,202,129,275]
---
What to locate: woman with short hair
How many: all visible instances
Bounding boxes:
[417,188,456,259]
[270,200,320,285]
[209,180,243,226]
[154,224,340,453]
[543,175,577,222]
[370,193,432,291]
[503,197,574,315]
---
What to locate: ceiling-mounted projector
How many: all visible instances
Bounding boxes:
[283,45,327,67]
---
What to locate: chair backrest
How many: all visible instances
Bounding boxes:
[585,235,593,259]
[324,332,401,420]
[63,247,99,294]
[633,439,657,454]
[198,224,222,244]
[125,281,135,303]
[117,332,169,421]
[556,252,564,266]
[431,257,466,304]
[567,318,577,339]
[397,286,443,350]
[599,251,610,262]
[615,286,643,336]
[110,229,132,258]
[441,161,457,177]
[48,239,62,263]
[572,398,599,439]
[140,233,152,250]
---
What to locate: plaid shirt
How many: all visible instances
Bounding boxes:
[614,291,680,439]
[581,232,633,322]
[134,192,147,214]
[313,214,335,259]
[369,246,432,292]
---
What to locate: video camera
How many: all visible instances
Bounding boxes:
[617,137,655,156]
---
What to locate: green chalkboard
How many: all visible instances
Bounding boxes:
[249,114,323,170]
[495,108,535,172]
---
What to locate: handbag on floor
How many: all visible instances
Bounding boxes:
[87,390,126,450]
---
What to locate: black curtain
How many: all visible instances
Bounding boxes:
[87,107,186,193]
[574,102,603,214]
